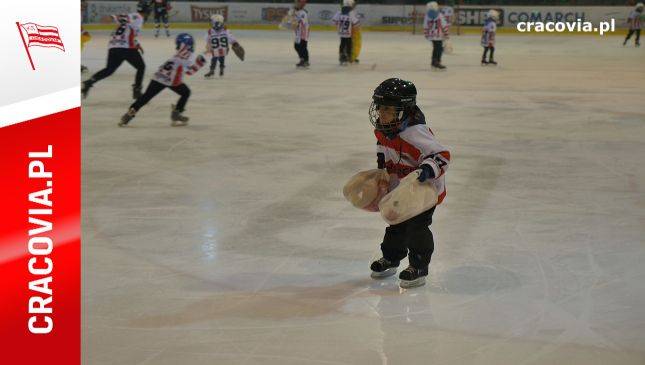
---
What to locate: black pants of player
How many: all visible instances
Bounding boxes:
[154,10,168,25]
[294,40,309,62]
[210,56,225,72]
[380,207,436,270]
[88,48,145,88]
[339,37,352,63]
[130,80,190,112]
[482,46,495,61]
[624,29,641,44]
[431,40,444,65]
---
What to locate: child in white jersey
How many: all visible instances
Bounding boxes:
[623,3,643,47]
[481,10,499,65]
[368,78,451,289]
[332,0,360,65]
[204,14,239,78]
[119,33,205,127]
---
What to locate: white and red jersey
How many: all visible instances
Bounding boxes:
[440,6,454,25]
[108,13,143,49]
[294,9,310,43]
[481,19,496,47]
[205,28,237,57]
[423,12,449,41]
[332,9,360,38]
[375,110,450,205]
[628,10,642,30]
[153,48,205,87]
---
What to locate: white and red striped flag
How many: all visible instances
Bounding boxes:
[16,22,65,70]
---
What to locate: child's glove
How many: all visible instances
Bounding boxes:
[417,164,436,182]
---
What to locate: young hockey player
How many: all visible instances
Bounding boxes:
[82,10,145,99]
[153,0,171,38]
[204,14,239,78]
[623,3,643,47]
[332,0,360,65]
[292,0,310,68]
[423,1,449,70]
[119,33,205,127]
[481,10,499,65]
[368,78,450,288]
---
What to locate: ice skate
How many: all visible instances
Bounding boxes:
[81,81,93,99]
[81,65,88,73]
[204,70,215,79]
[398,265,428,288]
[488,60,497,66]
[165,29,170,38]
[370,257,399,279]
[132,84,142,99]
[170,105,189,126]
[481,59,489,66]
[219,68,224,77]
[119,108,136,127]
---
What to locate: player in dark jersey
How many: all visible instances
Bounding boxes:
[153,0,171,38]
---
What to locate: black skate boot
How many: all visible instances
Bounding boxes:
[119,108,136,127]
[170,105,189,126]
[488,59,497,66]
[81,65,88,73]
[219,68,224,77]
[296,59,305,68]
[435,63,447,70]
[81,80,93,99]
[398,265,428,288]
[370,257,399,279]
[132,84,142,99]
[204,70,215,79]
[481,59,489,66]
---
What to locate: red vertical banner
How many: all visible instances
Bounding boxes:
[0,108,80,365]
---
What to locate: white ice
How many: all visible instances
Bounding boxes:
[82,29,645,364]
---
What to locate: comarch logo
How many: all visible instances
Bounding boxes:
[507,11,586,24]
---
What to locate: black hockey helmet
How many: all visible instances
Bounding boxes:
[369,78,417,135]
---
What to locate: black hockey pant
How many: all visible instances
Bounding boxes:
[130,80,190,112]
[625,29,641,44]
[294,40,309,62]
[431,40,444,65]
[88,48,145,88]
[339,37,352,62]
[380,207,436,270]
[482,46,495,61]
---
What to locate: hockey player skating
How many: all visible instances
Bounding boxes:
[82,11,145,100]
[423,1,449,70]
[623,3,643,47]
[292,0,310,68]
[481,10,499,65]
[119,33,205,127]
[137,0,152,22]
[153,0,171,38]
[368,78,450,288]
[332,0,360,65]
[204,14,243,78]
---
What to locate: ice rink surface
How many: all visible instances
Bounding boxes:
[82,29,645,364]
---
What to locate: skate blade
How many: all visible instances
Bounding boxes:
[171,121,188,127]
[371,267,397,279]
[399,277,426,288]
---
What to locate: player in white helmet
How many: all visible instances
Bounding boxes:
[423,1,449,70]
[332,0,360,65]
[204,14,241,78]
[481,9,499,65]
[623,3,643,47]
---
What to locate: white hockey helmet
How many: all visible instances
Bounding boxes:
[636,3,644,9]
[487,9,500,21]
[343,0,355,7]
[426,1,439,12]
[211,14,224,28]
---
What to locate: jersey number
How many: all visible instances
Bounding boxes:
[211,36,228,49]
